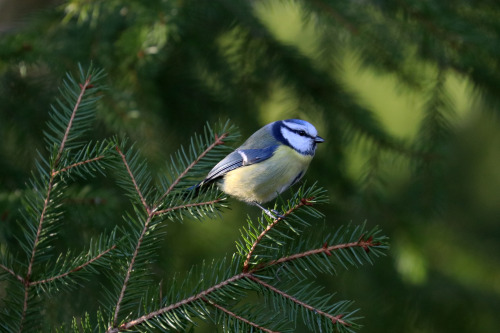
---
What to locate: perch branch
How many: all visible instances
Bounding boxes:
[243,197,315,272]
[106,228,381,332]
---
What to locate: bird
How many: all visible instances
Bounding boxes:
[192,119,324,218]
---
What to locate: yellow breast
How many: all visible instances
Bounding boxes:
[219,145,313,203]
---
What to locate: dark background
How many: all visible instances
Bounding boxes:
[1,1,499,332]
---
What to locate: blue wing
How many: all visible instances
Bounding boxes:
[202,145,278,184]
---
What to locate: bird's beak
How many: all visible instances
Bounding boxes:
[314,136,325,143]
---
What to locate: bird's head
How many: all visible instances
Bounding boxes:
[274,119,325,155]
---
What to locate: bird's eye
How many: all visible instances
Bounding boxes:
[298,130,306,136]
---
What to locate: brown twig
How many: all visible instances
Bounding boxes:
[156,132,228,204]
[106,233,376,332]
[261,237,376,268]
[115,146,151,214]
[201,296,280,333]
[0,264,24,283]
[19,75,94,333]
[52,155,105,177]
[56,76,93,165]
[113,214,152,327]
[110,132,230,329]
[248,275,349,326]
[107,220,381,332]
[20,176,53,332]
[29,245,116,286]
[243,197,315,272]
[108,273,247,332]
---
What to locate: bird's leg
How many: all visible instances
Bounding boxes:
[254,202,284,219]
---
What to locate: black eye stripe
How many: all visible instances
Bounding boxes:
[292,129,313,139]
[281,123,315,140]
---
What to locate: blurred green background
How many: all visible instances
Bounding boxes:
[1,0,500,332]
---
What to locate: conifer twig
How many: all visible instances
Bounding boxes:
[156,132,228,204]
[29,245,117,286]
[106,211,380,332]
[201,296,280,333]
[108,273,247,332]
[0,264,24,283]
[264,236,379,268]
[56,77,93,164]
[112,206,152,326]
[243,197,315,272]
[111,132,229,327]
[52,155,106,177]
[248,275,349,326]
[153,198,224,216]
[115,146,150,214]
[19,75,95,332]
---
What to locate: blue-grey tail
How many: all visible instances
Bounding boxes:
[185,182,202,199]
[184,178,217,199]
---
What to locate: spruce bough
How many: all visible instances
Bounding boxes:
[0,65,388,332]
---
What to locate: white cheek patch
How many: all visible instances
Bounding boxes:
[281,128,312,154]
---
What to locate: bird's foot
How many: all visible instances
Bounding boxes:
[254,202,284,219]
[269,209,285,219]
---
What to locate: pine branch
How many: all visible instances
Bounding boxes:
[110,129,234,329]
[157,132,228,203]
[18,74,96,330]
[237,184,328,271]
[248,276,348,327]
[0,264,24,284]
[115,146,151,214]
[107,273,247,332]
[263,234,380,269]
[105,194,385,332]
[55,76,94,165]
[107,236,379,332]
[29,244,117,287]
[0,65,113,333]
[243,197,315,273]
[417,69,454,150]
[0,62,388,332]
[1,243,117,290]
[51,155,106,177]
[201,296,280,333]
[112,214,153,327]
[153,198,224,216]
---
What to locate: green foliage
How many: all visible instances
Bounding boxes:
[0,65,387,332]
[0,65,117,332]
[236,184,328,266]
[2,1,500,333]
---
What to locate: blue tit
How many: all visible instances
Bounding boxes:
[196,119,324,218]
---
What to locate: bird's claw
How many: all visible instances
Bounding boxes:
[269,209,285,219]
[254,202,284,219]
